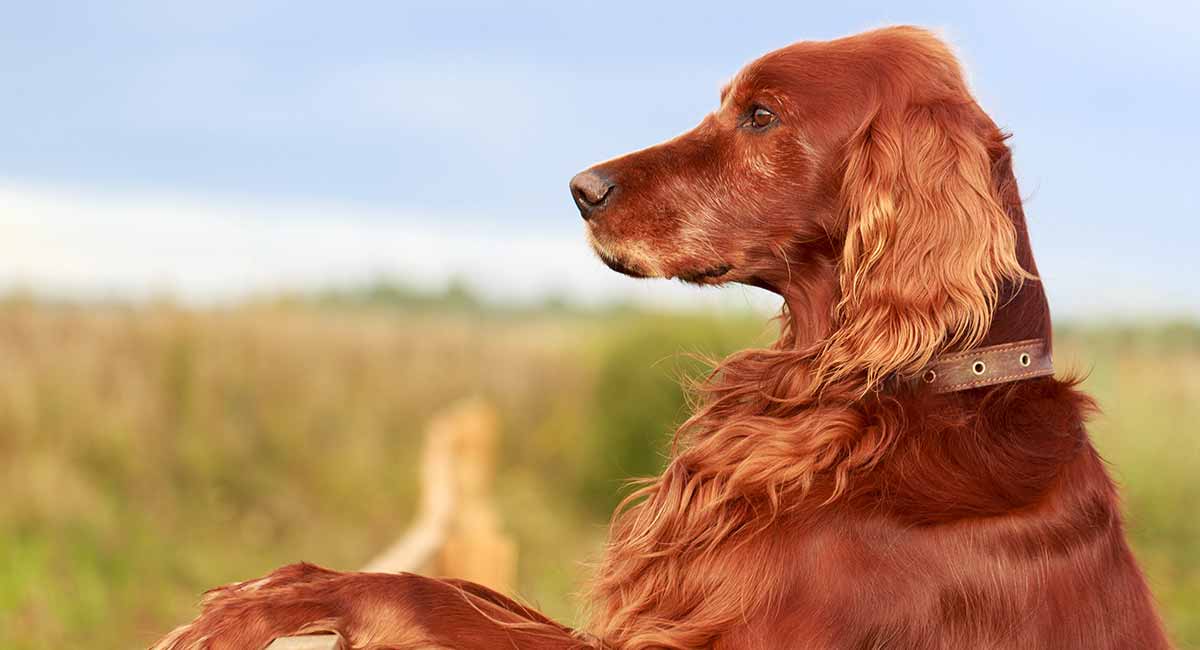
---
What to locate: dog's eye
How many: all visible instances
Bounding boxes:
[745,107,776,129]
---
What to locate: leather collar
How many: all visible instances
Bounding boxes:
[918,338,1054,394]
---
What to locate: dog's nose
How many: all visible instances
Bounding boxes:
[569,170,615,220]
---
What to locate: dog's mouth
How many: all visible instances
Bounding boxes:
[675,264,733,284]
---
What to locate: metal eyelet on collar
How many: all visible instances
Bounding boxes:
[1018,352,1031,367]
[923,369,937,383]
[972,360,987,375]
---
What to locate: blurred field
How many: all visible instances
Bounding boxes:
[0,297,1196,649]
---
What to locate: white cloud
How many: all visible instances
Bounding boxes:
[0,179,777,311]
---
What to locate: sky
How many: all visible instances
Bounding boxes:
[1,1,1198,317]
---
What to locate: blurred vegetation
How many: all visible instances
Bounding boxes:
[0,292,1196,648]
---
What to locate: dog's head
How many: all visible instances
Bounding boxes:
[571,26,1031,385]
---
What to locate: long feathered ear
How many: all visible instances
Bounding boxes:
[820,99,1030,390]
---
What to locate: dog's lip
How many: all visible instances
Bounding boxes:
[675,264,733,284]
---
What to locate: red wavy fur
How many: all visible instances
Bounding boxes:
[153,26,1170,649]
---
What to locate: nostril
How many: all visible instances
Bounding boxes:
[569,170,616,219]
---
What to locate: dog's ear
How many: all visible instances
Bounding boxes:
[821,99,1029,389]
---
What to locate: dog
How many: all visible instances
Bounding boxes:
[153,26,1170,649]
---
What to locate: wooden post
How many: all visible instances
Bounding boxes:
[362,398,516,591]
[265,635,340,650]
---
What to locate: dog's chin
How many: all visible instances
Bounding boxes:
[594,249,734,285]
[589,237,733,284]
[595,250,650,278]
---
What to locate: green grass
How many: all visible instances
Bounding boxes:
[0,302,1195,648]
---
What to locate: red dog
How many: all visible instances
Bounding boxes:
[155,26,1170,649]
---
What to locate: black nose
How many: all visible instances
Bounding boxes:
[569,170,615,220]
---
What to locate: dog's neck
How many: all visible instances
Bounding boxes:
[979,145,1053,350]
[774,251,841,350]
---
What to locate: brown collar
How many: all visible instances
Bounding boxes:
[918,338,1054,393]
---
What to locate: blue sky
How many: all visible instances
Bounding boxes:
[2,1,1198,316]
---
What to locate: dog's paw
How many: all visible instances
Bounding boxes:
[151,563,371,650]
[152,564,586,649]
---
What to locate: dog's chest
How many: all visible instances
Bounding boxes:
[718,509,1155,649]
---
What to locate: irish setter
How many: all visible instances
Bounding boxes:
[154,26,1170,649]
